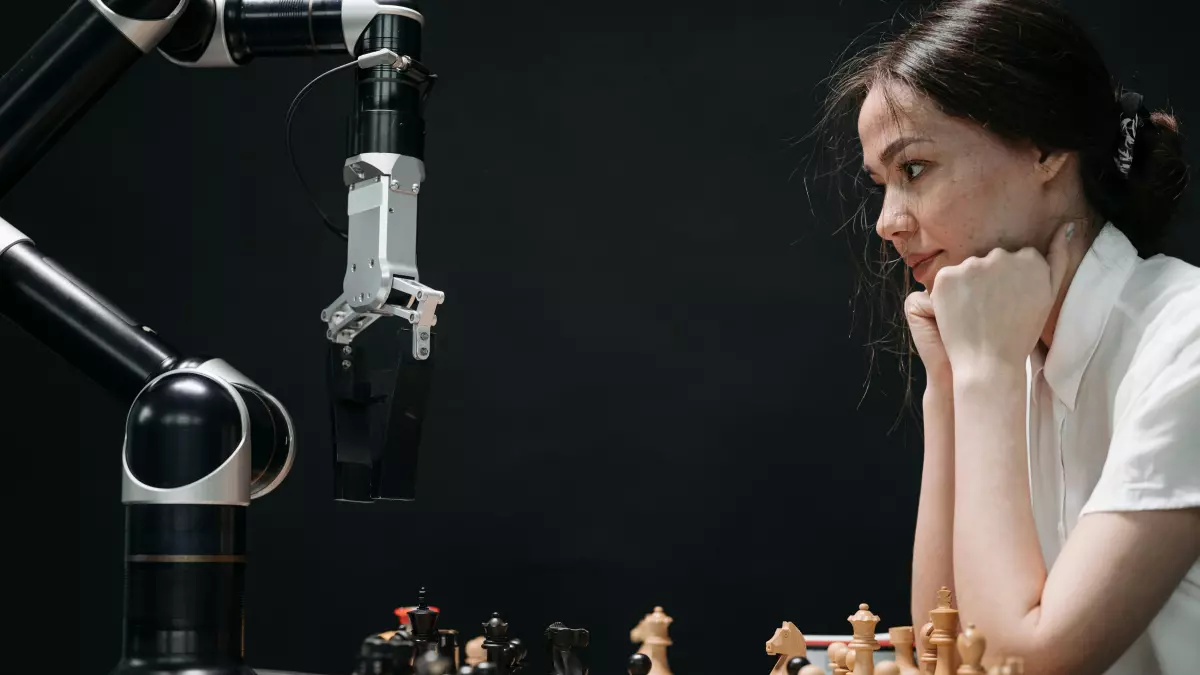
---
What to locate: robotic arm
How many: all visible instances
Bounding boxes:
[0,0,442,502]
[0,0,442,672]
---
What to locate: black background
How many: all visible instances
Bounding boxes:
[0,1,1194,674]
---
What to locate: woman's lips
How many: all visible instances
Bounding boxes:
[910,251,943,286]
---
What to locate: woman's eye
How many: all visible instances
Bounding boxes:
[902,162,926,181]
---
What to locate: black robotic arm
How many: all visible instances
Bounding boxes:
[0,1,442,672]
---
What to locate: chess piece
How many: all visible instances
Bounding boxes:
[545,623,590,675]
[875,662,900,675]
[1003,658,1023,675]
[416,650,455,675]
[888,627,920,675]
[474,662,499,675]
[766,622,808,675]
[410,588,442,656]
[929,588,959,675]
[628,654,652,675]
[845,649,857,673]
[389,629,417,674]
[440,629,461,669]
[827,642,848,675]
[482,613,526,675]
[955,624,985,675]
[786,655,814,675]
[847,604,880,675]
[630,607,673,675]
[507,638,527,674]
[789,655,825,675]
[358,635,411,675]
[919,623,937,675]
[459,667,475,675]
[466,635,487,666]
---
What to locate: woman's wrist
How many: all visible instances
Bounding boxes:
[952,358,1026,395]
[924,374,954,405]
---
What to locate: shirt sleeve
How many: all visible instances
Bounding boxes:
[1082,320,1200,514]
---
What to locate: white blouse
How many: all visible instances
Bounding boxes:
[1026,223,1200,675]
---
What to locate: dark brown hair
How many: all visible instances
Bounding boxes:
[812,0,1190,411]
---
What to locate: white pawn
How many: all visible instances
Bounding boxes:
[876,663,901,675]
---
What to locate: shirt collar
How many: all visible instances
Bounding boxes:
[1042,223,1139,411]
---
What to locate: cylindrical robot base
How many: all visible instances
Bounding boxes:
[112,504,252,675]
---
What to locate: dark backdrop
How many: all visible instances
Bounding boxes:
[0,1,1194,674]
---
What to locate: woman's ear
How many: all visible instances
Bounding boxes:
[1034,147,1072,183]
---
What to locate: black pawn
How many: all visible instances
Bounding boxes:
[628,654,652,675]
[459,667,475,675]
[474,662,500,675]
[786,656,811,675]
[506,637,527,673]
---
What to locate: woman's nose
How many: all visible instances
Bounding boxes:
[876,203,913,242]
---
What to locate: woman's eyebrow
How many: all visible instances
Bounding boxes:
[862,135,933,173]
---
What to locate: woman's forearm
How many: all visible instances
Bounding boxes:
[912,384,956,629]
[952,365,1047,646]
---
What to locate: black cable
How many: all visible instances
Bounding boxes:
[285,60,359,241]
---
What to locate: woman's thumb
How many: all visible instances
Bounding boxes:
[905,290,935,321]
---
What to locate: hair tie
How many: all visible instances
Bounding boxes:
[1114,91,1149,178]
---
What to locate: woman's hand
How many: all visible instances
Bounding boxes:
[932,222,1074,379]
[905,290,953,390]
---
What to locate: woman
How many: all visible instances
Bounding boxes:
[824,1,1200,673]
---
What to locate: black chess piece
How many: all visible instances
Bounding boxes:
[415,649,455,675]
[439,629,461,668]
[482,613,510,661]
[357,634,415,675]
[545,623,590,675]
[786,656,811,675]
[459,666,476,675]
[410,588,442,656]
[506,637,527,674]
[627,654,652,675]
[473,662,499,675]
[390,627,417,669]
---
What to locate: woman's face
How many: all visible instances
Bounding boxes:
[858,82,1060,290]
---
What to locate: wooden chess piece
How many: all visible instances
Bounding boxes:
[888,627,920,675]
[875,662,900,675]
[929,589,959,675]
[766,622,809,675]
[630,607,673,675]
[465,636,487,666]
[827,642,848,675]
[847,604,881,675]
[799,667,827,675]
[955,624,985,675]
[919,623,937,675]
[845,649,856,673]
[1003,657,1024,675]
